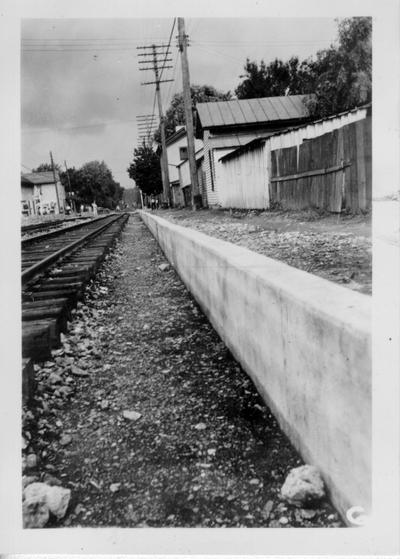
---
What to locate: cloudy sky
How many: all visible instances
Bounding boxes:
[21,17,340,188]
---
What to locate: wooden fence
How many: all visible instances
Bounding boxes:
[270,115,371,212]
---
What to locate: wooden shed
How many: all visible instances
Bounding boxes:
[218,104,371,212]
[195,94,314,207]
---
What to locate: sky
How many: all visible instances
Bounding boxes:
[21,17,339,189]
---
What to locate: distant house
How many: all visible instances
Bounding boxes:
[195,94,314,207]
[160,126,203,207]
[21,171,66,216]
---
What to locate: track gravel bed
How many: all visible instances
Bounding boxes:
[22,215,343,528]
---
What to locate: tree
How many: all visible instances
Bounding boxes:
[154,84,231,141]
[32,162,62,173]
[59,161,124,209]
[235,56,315,99]
[127,144,162,196]
[305,17,372,118]
[235,17,371,118]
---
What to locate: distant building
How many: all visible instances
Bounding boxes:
[159,126,204,207]
[195,94,315,206]
[21,171,66,216]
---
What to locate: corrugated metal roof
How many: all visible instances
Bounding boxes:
[219,103,372,163]
[196,94,313,129]
[21,171,59,185]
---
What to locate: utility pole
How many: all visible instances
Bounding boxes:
[49,151,60,213]
[137,43,173,206]
[177,17,199,211]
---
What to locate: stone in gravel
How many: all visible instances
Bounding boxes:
[281,465,325,506]
[249,478,260,485]
[58,386,73,397]
[23,475,39,489]
[261,500,274,520]
[43,473,62,486]
[110,483,121,493]
[158,263,170,271]
[194,422,207,430]
[100,400,110,410]
[51,349,64,357]
[48,372,63,384]
[70,365,89,377]
[299,508,317,519]
[46,485,71,519]
[122,410,142,421]
[26,453,38,469]
[23,482,70,522]
[60,434,73,446]
[23,484,50,528]
[279,516,289,525]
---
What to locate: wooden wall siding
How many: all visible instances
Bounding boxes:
[202,130,218,207]
[218,144,269,209]
[270,116,371,213]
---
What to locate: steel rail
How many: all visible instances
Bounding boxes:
[22,214,115,245]
[21,214,124,286]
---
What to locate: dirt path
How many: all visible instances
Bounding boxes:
[23,215,342,528]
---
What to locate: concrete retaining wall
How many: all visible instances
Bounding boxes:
[139,211,371,520]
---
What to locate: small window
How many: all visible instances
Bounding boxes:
[179,146,188,160]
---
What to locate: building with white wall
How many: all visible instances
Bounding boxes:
[195,94,314,207]
[217,104,371,210]
[21,171,66,216]
[162,126,203,207]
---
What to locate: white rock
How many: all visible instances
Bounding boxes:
[23,482,71,524]
[194,422,207,430]
[23,483,50,526]
[48,372,63,384]
[158,263,170,271]
[70,365,89,377]
[110,483,121,493]
[60,434,73,446]
[46,485,71,519]
[122,410,142,421]
[23,493,49,528]
[26,453,38,469]
[281,465,325,506]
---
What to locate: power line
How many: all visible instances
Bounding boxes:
[22,117,138,134]
[137,18,176,202]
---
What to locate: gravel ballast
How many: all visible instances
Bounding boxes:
[22,214,343,528]
[161,208,372,295]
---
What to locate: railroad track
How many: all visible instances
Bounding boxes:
[22,213,129,397]
[21,215,93,239]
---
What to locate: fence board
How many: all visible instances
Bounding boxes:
[356,120,367,210]
[270,116,371,213]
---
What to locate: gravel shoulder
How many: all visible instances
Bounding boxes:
[159,208,372,295]
[22,215,343,528]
